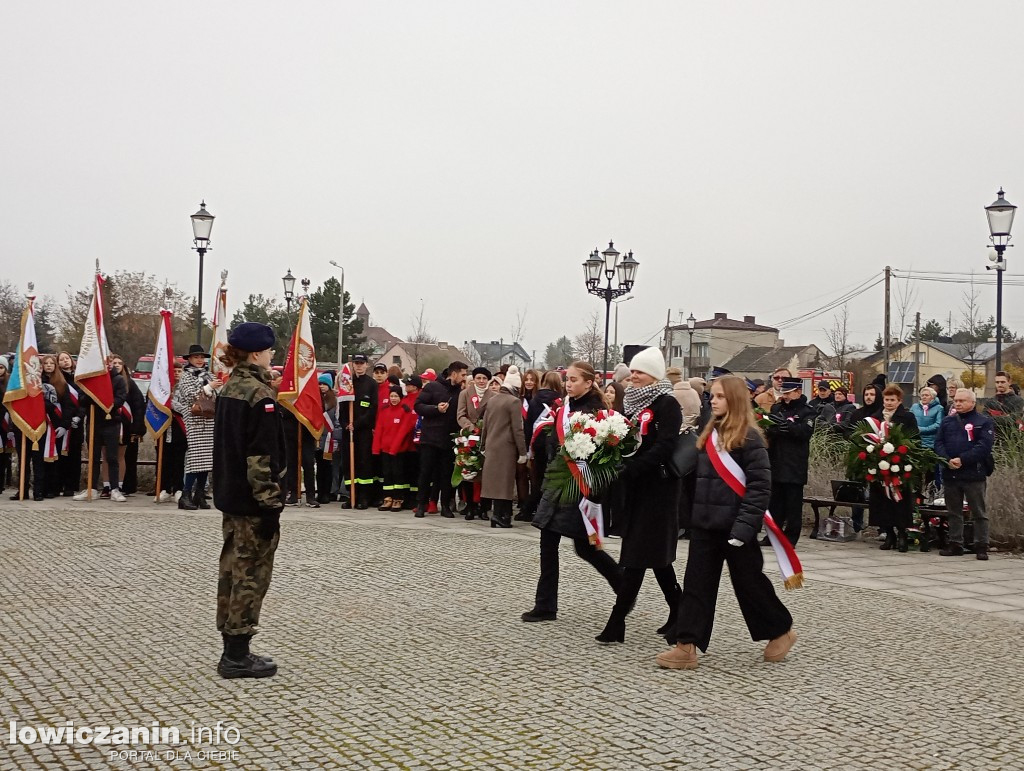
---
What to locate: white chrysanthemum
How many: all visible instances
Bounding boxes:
[564,433,597,460]
[904,464,913,472]
[868,468,877,475]
[882,442,895,454]
[878,460,890,471]
[569,413,589,428]
[891,465,900,473]
[866,444,875,454]
[604,414,630,439]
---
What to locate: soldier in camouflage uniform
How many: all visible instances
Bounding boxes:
[212,322,287,679]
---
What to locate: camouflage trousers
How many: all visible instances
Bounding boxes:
[216,514,279,637]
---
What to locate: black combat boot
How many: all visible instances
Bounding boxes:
[193,487,212,510]
[217,634,278,679]
[655,583,684,635]
[178,490,198,511]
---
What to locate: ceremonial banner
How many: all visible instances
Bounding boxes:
[76,272,114,414]
[278,297,325,440]
[2,298,47,447]
[145,309,176,438]
[336,362,355,402]
[209,274,230,382]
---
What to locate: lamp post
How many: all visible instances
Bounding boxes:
[686,313,696,378]
[189,201,215,346]
[329,260,345,365]
[584,241,638,379]
[986,188,1016,374]
[282,269,296,315]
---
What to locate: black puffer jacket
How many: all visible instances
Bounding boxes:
[415,376,463,448]
[525,388,561,450]
[766,395,816,484]
[532,390,605,539]
[691,427,771,544]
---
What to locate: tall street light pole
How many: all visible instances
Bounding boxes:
[329,260,345,365]
[686,313,696,378]
[282,269,296,320]
[584,241,638,379]
[613,295,634,355]
[189,201,215,346]
[985,188,1016,374]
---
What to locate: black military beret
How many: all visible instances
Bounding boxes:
[227,322,275,352]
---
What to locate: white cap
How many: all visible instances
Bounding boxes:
[503,365,522,392]
[628,347,666,381]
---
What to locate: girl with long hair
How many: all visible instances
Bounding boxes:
[657,375,795,670]
[56,352,82,495]
[515,369,542,515]
[41,355,74,498]
[521,362,622,622]
[521,370,565,521]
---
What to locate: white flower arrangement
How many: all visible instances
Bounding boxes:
[891,465,900,473]
[882,442,895,455]
[878,460,890,471]
[563,432,597,460]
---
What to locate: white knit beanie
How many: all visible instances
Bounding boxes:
[628,347,666,381]
[503,365,522,392]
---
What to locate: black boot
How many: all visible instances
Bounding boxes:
[655,583,683,635]
[919,524,931,552]
[879,531,895,550]
[595,603,628,644]
[464,501,477,521]
[440,504,455,518]
[193,488,211,510]
[490,501,513,528]
[178,490,198,511]
[217,634,277,679]
[897,528,909,553]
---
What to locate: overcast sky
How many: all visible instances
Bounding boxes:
[4,2,1024,364]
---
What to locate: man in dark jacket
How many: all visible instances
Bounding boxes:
[341,354,377,509]
[72,359,129,501]
[765,377,816,546]
[818,386,857,429]
[982,371,1024,420]
[414,360,468,517]
[935,388,995,560]
[808,381,834,415]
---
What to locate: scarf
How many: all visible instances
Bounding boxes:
[882,408,895,422]
[623,378,674,418]
[474,384,487,398]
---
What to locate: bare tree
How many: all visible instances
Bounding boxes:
[957,278,983,382]
[407,300,437,371]
[823,304,858,372]
[572,311,603,366]
[891,271,920,361]
[510,305,528,346]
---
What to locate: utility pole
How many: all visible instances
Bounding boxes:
[883,266,891,382]
[662,309,672,362]
[914,312,921,399]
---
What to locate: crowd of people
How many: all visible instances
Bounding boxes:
[0,332,1009,678]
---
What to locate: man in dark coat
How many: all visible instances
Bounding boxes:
[765,377,816,546]
[73,358,129,501]
[414,360,468,517]
[926,374,948,412]
[341,354,377,509]
[935,388,995,560]
[982,370,1024,420]
[808,381,834,415]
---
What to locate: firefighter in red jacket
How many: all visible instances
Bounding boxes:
[373,384,417,511]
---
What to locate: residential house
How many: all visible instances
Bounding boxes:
[354,303,404,355]
[664,313,780,377]
[465,340,532,370]
[720,345,824,381]
[862,341,972,398]
[377,340,470,375]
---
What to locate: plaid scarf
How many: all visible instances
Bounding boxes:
[623,378,673,419]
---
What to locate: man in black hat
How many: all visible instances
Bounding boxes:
[212,321,285,678]
[340,354,377,509]
[765,377,816,547]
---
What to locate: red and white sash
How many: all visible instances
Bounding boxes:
[705,429,804,590]
[555,404,604,548]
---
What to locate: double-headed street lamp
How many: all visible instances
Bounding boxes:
[584,241,639,379]
[985,188,1016,373]
[189,201,215,346]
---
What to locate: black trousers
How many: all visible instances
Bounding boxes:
[161,420,187,494]
[534,527,622,613]
[315,450,334,502]
[668,528,792,652]
[417,442,454,509]
[616,565,678,611]
[285,426,317,501]
[89,420,121,491]
[524,454,547,515]
[57,428,83,493]
[121,438,140,495]
[769,482,805,546]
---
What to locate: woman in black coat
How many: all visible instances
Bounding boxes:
[521,371,564,520]
[657,375,795,670]
[870,384,919,552]
[595,347,681,644]
[521,362,622,623]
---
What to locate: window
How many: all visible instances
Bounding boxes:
[392,356,401,365]
[694,343,709,359]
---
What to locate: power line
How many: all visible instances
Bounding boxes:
[771,276,884,329]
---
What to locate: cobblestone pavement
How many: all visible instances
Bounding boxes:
[1,499,1023,770]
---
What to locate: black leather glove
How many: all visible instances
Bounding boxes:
[256,512,281,540]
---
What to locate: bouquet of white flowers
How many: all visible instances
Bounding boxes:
[545,409,638,505]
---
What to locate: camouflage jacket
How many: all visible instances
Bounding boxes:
[212,363,287,517]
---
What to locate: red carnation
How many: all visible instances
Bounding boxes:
[584,427,598,437]
[897,445,908,454]
[881,468,890,476]
[857,451,867,460]
[904,472,912,479]
[865,474,875,481]
[890,455,901,463]
[607,436,620,446]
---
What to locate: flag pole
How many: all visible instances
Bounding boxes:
[296,424,303,505]
[154,436,164,504]
[86,406,96,501]
[19,435,27,500]
[348,401,356,505]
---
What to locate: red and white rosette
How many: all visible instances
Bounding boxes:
[706,429,804,590]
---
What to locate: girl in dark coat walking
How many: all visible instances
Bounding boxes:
[657,376,795,670]
[595,346,682,644]
[870,384,919,552]
[521,362,622,622]
[521,371,564,521]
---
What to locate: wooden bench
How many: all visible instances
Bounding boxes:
[803,496,950,541]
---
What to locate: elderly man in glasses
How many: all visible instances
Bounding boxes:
[755,367,792,411]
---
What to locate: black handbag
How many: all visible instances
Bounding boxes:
[664,427,698,479]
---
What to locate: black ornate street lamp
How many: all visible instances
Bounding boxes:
[985,188,1016,372]
[686,313,696,378]
[583,241,638,378]
[282,269,296,314]
[190,201,215,346]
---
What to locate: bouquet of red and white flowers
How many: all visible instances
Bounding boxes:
[545,409,639,505]
[846,417,939,501]
[450,422,484,486]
